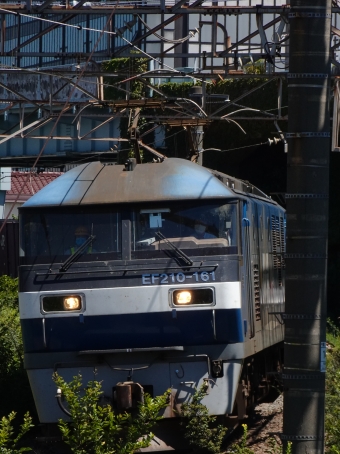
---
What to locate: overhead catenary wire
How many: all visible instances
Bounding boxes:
[0,0,290,194]
[114,31,205,84]
[137,14,198,44]
[0,4,287,193]
[0,57,284,122]
[202,139,280,153]
[0,7,118,37]
[0,6,204,84]
[0,4,119,235]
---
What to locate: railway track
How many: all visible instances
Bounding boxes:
[224,393,283,453]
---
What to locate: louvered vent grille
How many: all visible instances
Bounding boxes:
[280,216,285,269]
[272,215,285,286]
[253,264,261,321]
[271,215,279,269]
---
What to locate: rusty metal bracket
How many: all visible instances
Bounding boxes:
[115,381,144,410]
[128,107,142,164]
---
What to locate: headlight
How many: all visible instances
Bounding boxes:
[172,288,214,306]
[175,291,192,305]
[63,296,81,311]
[42,295,83,312]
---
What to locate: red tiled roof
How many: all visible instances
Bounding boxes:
[6,171,63,202]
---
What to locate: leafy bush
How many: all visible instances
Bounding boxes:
[264,435,292,454]
[53,373,170,454]
[180,381,227,454]
[102,57,148,100]
[0,276,22,377]
[0,411,33,454]
[227,424,255,454]
[326,319,340,453]
[0,276,34,419]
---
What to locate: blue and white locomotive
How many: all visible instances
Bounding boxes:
[18,158,285,449]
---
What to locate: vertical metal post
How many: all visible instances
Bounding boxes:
[188,86,205,165]
[62,24,66,66]
[39,19,43,68]
[19,103,24,136]
[212,15,217,57]
[1,15,5,56]
[174,16,188,68]
[86,15,90,54]
[283,1,331,453]
[110,14,115,56]
[16,13,21,68]
[107,14,112,56]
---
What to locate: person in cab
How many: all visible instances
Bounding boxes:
[65,226,94,255]
[193,215,217,239]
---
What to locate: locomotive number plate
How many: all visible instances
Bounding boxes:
[142,271,216,285]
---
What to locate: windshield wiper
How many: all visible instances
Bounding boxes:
[59,235,96,273]
[155,231,193,267]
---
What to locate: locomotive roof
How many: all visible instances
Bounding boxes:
[22,158,274,208]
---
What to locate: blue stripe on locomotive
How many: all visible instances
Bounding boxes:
[21,308,244,353]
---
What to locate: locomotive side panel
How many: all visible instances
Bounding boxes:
[243,199,285,352]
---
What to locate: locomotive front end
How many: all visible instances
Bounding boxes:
[18,158,284,449]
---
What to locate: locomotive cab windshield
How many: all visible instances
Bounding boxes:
[19,201,239,264]
[131,201,238,259]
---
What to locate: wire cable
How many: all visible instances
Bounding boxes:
[0,7,117,37]
[203,140,275,153]
[137,14,198,44]
[0,5,119,235]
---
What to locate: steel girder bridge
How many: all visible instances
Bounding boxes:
[0,0,339,166]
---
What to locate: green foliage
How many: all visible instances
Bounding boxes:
[0,276,23,377]
[157,77,288,180]
[0,276,35,419]
[102,57,149,163]
[265,436,292,454]
[53,373,170,454]
[180,381,227,454]
[0,275,19,308]
[243,60,266,74]
[227,424,254,454]
[102,57,288,176]
[102,57,148,100]
[0,412,33,454]
[286,441,292,454]
[326,319,340,453]
[156,81,197,99]
[327,318,340,350]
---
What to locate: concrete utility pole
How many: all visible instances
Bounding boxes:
[283,1,331,453]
